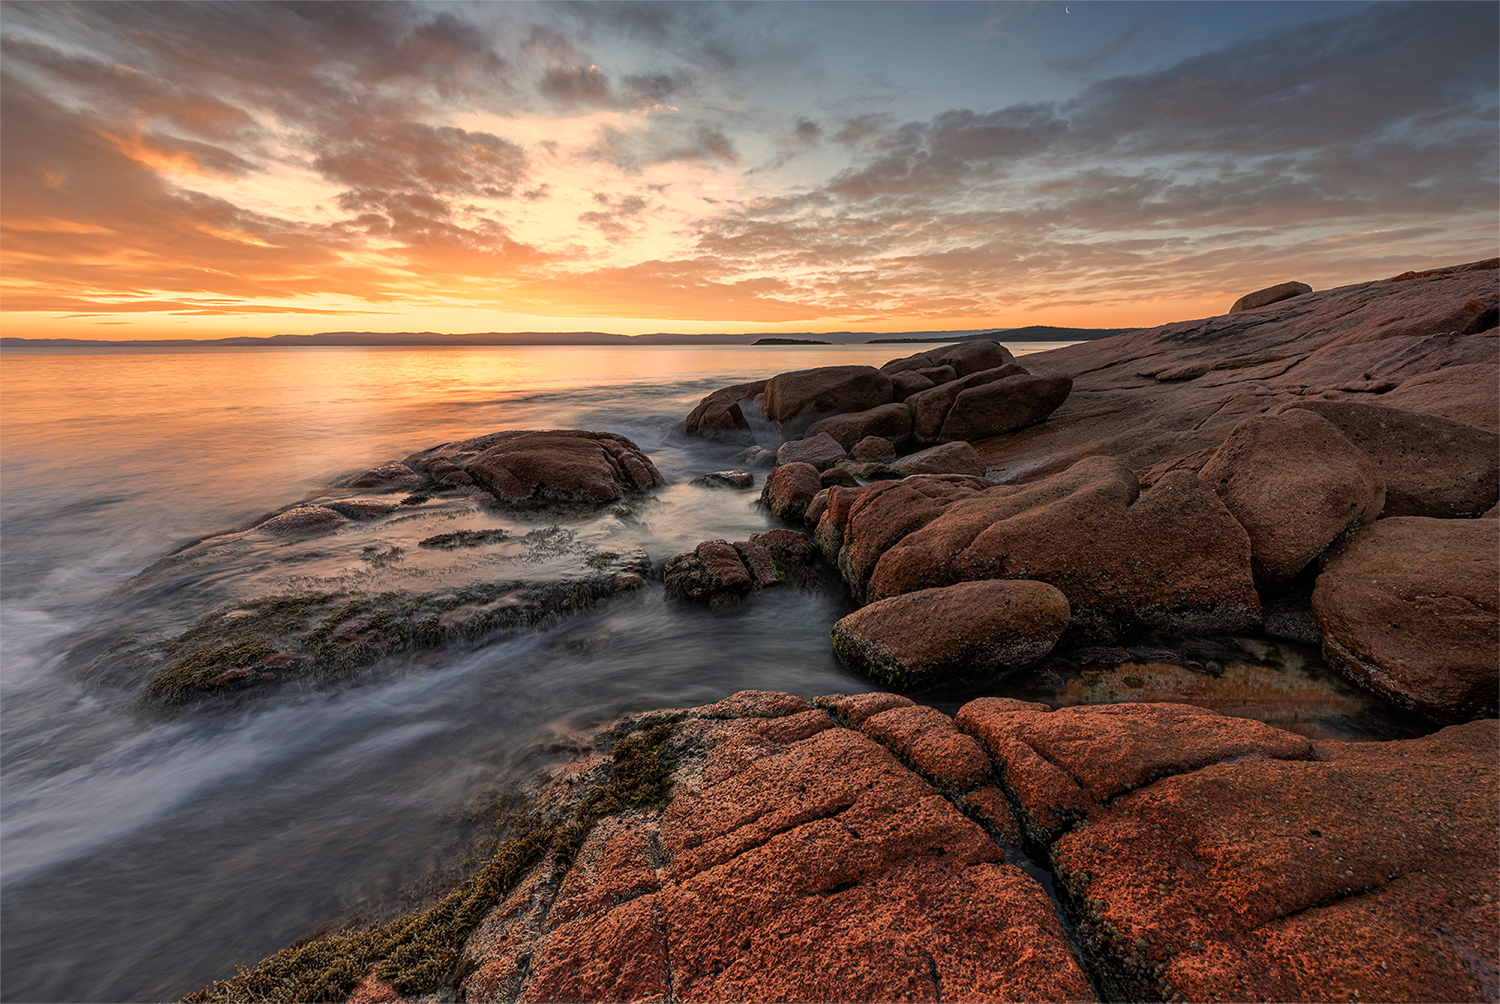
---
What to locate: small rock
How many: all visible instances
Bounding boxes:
[820,467,860,489]
[775,432,848,471]
[831,580,1070,690]
[851,436,898,462]
[251,505,350,538]
[731,445,778,469]
[1229,280,1312,313]
[690,469,755,489]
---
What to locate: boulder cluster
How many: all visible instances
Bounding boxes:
[683,339,1073,450]
[681,262,1499,724]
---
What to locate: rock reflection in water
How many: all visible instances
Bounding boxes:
[1015,637,1428,742]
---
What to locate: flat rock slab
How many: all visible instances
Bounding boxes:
[1312,516,1500,723]
[956,698,1499,1003]
[973,261,1497,485]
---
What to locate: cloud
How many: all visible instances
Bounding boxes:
[539,64,613,105]
[312,122,529,198]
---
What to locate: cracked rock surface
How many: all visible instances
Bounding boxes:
[437,691,1495,1004]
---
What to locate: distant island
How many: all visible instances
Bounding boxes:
[1,325,1133,349]
[753,337,831,345]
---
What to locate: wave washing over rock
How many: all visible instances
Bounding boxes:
[164,261,1495,1002]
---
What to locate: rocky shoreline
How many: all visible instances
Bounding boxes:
[170,260,1496,1001]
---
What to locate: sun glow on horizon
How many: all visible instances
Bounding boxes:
[2,2,1495,341]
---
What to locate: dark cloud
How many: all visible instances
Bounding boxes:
[538,64,612,105]
[312,123,528,197]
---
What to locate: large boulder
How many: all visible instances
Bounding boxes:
[683,380,768,442]
[1275,399,1499,518]
[1312,516,1499,723]
[804,402,913,449]
[907,363,1030,442]
[881,340,1016,378]
[831,580,1069,690]
[938,373,1073,442]
[828,476,992,593]
[861,457,1261,638]
[1197,410,1384,588]
[775,432,849,471]
[761,366,893,438]
[1229,280,1313,313]
[758,462,824,523]
[956,698,1498,1003]
[407,430,665,506]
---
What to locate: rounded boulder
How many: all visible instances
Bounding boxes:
[832,579,1070,690]
[1198,410,1385,589]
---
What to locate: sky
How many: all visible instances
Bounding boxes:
[1,0,1496,340]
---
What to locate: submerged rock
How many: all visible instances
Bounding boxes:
[690,469,755,489]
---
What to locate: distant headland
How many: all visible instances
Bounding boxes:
[0,324,1130,349]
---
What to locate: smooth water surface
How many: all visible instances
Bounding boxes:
[0,341,1412,1002]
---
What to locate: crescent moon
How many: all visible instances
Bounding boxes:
[1065,5,1070,11]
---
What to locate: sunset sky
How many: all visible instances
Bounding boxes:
[2,0,1496,340]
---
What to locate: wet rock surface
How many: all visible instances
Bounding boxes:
[407,429,666,506]
[663,531,819,605]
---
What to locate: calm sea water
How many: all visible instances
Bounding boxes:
[4,342,1090,1003]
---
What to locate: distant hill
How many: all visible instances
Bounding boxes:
[0,325,1130,349]
[866,325,1135,344]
